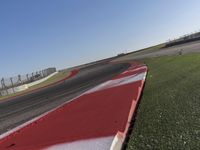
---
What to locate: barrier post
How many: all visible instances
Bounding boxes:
[1,78,8,95]
[10,77,15,93]
[26,74,29,83]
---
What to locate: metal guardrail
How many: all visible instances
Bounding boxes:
[166,31,200,47]
[0,68,56,96]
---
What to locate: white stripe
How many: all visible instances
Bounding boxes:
[0,92,86,140]
[85,72,146,94]
[121,66,146,74]
[110,133,124,150]
[46,136,115,150]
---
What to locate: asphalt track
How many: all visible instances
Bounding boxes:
[0,63,130,135]
[113,40,200,62]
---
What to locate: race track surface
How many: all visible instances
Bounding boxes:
[0,62,147,150]
[113,40,200,62]
[0,63,130,135]
[140,41,200,58]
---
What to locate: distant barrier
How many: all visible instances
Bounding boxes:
[166,31,200,47]
[166,36,200,47]
[0,68,56,96]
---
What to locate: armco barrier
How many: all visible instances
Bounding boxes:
[0,72,58,96]
[0,63,147,150]
[26,72,58,88]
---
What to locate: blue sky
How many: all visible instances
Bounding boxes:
[0,0,200,77]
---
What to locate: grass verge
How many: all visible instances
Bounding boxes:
[0,70,70,101]
[127,53,200,149]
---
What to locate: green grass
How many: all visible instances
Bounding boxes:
[127,53,200,150]
[0,70,70,100]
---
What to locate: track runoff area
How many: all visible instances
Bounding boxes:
[0,61,147,150]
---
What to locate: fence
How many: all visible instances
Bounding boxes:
[0,68,56,96]
[166,31,200,47]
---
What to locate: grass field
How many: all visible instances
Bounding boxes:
[127,53,200,149]
[0,70,70,101]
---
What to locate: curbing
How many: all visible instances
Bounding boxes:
[110,71,147,150]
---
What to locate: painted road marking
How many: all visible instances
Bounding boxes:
[85,72,146,94]
[47,136,114,150]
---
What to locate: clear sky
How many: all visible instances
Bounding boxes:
[0,0,200,77]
